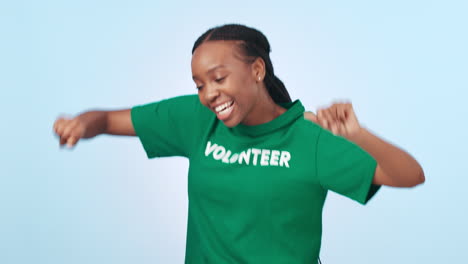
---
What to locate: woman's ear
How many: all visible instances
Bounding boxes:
[252,57,266,81]
[304,111,318,123]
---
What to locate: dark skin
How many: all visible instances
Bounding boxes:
[191,40,424,187]
[54,39,424,188]
[191,40,286,127]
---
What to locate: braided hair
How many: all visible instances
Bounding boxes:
[192,23,292,104]
[193,25,322,263]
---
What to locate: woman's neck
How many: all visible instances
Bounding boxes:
[241,90,287,126]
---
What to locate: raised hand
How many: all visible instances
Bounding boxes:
[304,101,362,140]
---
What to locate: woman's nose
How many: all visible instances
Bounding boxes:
[204,85,220,103]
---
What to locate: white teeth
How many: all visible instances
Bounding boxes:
[215,101,233,113]
[218,104,233,114]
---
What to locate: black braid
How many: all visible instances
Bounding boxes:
[192,23,292,104]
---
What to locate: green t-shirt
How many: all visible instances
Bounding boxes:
[131,94,380,263]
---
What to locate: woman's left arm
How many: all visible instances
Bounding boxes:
[304,103,425,188]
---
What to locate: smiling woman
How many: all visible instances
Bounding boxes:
[191,28,289,127]
[53,23,424,264]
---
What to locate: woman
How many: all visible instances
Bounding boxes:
[53,23,424,263]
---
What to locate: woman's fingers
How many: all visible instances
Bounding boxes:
[54,118,68,146]
[54,117,84,148]
[336,121,347,135]
[337,104,347,121]
[316,110,326,128]
[314,101,357,137]
[316,109,326,128]
[318,108,336,130]
[303,111,318,123]
[62,119,80,141]
[328,107,338,134]
[66,136,78,148]
[318,105,345,135]
[54,117,66,136]
[59,136,67,146]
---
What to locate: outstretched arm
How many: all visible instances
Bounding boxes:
[304,105,425,188]
[53,109,135,148]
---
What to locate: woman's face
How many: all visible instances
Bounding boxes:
[191,40,263,127]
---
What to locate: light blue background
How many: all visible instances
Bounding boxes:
[1,0,466,263]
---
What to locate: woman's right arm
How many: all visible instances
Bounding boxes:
[53,109,135,148]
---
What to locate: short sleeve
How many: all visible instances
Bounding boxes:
[316,128,381,205]
[130,94,208,159]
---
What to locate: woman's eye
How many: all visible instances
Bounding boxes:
[195,76,225,90]
[215,77,226,83]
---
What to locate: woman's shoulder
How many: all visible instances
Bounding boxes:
[294,116,323,135]
[282,117,324,147]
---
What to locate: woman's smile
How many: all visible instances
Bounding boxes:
[213,100,235,121]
